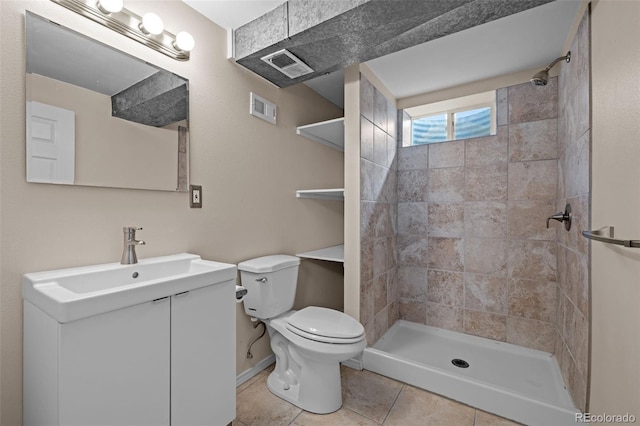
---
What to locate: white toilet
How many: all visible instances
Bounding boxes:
[238,254,366,414]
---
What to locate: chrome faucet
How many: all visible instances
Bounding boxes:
[121,227,145,264]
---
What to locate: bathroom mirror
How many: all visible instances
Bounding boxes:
[25,12,189,192]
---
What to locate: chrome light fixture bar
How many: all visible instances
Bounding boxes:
[50,0,193,61]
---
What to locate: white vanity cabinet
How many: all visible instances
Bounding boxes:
[24,278,236,426]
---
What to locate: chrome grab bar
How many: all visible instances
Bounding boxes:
[582,226,640,248]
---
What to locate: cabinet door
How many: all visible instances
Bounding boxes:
[171,281,235,425]
[59,298,170,426]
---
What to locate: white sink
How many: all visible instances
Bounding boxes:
[23,253,237,323]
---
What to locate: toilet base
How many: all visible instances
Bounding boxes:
[266,360,342,414]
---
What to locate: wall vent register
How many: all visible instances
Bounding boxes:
[250,92,276,125]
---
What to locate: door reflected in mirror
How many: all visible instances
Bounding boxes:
[25,11,188,192]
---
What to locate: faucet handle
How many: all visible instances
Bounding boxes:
[123,226,143,231]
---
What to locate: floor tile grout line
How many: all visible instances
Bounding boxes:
[380,382,406,425]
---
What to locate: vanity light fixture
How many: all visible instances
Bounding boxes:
[49,0,194,61]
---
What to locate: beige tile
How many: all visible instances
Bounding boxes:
[465,126,508,167]
[508,239,557,282]
[506,316,555,352]
[374,308,390,343]
[427,270,464,306]
[398,202,429,236]
[509,119,558,162]
[360,279,374,326]
[497,88,508,126]
[398,235,429,267]
[507,160,557,201]
[427,237,464,272]
[429,140,465,168]
[362,159,393,202]
[290,407,378,426]
[361,116,374,162]
[384,385,475,426]
[374,89,388,131]
[465,238,507,276]
[429,202,464,238]
[341,368,403,423]
[508,77,558,124]
[465,163,508,201]
[373,238,390,278]
[566,194,590,256]
[388,299,399,326]
[465,273,507,314]
[475,410,522,426]
[398,266,428,300]
[360,76,374,123]
[232,419,248,426]
[464,201,507,239]
[398,144,428,171]
[374,273,388,315]
[508,278,557,322]
[426,303,463,332]
[236,368,270,395]
[374,125,388,167]
[572,309,589,377]
[399,298,426,324]
[507,200,557,241]
[235,375,302,425]
[464,310,506,341]
[428,167,465,202]
[398,169,429,202]
[361,241,374,282]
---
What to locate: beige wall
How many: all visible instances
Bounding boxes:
[0,1,344,424]
[590,0,640,419]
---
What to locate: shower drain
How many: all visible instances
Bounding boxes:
[451,358,470,368]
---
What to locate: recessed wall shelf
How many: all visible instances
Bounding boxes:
[296,189,344,200]
[296,117,345,151]
[297,244,344,263]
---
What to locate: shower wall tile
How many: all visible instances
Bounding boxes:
[508,239,557,282]
[361,241,374,282]
[465,126,508,167]
[374,273,388,315]
[428,140,465,168]
[428,203,464,238]
[508,160,558,201]
[398,169,429,202]
[426,270,464,306]
[463,310,506,341]
[374,308,389,343]
[398,144,428,171]
[400,298,426,324]
[361,117,374,162]
[373,126,388,166]
[507,200,557,241]
[505,316,554,352]
[398,235,429,267]
[464,201,507,239]
[397,203,429,236]
[509,118,558,162]
[360,279,374,326]
[387,100,397,138]
[496,88,508,126]
[464,273,508,314]
[374,89,388,131]
[427,237,464,272]
[507,278,556,322]
[360,74,375,123]
[398,266,428,300]
[564,130,590,198]
[426,303,463,332]
[508,77,558,124]
[464,238,507,276]
[428,167,465,202]
[465,163,508,201]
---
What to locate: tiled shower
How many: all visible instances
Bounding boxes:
[359,10,590,412]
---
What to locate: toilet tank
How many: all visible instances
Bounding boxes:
[238,255,300,319]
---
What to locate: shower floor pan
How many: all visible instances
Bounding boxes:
[362,320,578,426]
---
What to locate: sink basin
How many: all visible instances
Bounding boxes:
[23,253,237,323]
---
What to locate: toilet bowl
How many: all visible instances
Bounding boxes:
[238,255,366,414]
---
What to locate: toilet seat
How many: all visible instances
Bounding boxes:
[286,307,364,344]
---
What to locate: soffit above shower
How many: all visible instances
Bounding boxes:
[228,0,556,88]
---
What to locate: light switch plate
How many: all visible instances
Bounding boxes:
[190,185,202,208]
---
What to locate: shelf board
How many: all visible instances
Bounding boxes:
[296,117,344,151]
[296,188,344,200]
[297,244,344,263]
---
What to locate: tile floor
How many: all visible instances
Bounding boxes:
[234,365,521,426]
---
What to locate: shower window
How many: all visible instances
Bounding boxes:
[405,91,496,146]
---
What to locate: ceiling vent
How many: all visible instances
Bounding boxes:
[261,49,313,79]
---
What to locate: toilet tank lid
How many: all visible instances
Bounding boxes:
[238,255,300,273]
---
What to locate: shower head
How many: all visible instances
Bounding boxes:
[530,51,571,86]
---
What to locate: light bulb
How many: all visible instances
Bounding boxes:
[140,12,164,35]
[174,31,195,52]
[96,0,123,14]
